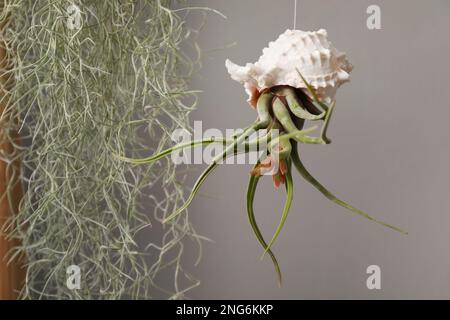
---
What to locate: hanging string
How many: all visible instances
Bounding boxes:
[293,0,298,30]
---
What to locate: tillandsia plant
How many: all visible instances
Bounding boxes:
[1,0,213,299]
[120,29,407,286]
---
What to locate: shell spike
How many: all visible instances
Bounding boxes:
[226,29,352,103]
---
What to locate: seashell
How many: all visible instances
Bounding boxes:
[225,29,353,105]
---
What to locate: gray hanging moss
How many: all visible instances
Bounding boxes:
[1,0,206,299]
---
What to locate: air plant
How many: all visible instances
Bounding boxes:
[119,29,407,286]
[3,0,207,299]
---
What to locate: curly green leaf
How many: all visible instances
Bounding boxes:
[262,161,294,258]
[247,169,283,287]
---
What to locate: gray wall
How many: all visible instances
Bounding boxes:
[184,0,450,299]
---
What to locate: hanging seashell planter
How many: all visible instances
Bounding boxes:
[119,29,407,286]
[226,29,352,105]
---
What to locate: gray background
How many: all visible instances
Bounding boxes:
[183,0,450,299]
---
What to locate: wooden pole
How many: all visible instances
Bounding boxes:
[0,15,25,300]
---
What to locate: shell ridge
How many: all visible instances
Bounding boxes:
[226,29,352,103]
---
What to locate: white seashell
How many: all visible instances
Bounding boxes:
[225,29,353,104]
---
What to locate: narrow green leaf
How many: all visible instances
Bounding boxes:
[284,88,326,121]
[291,142,407,234]
[163,162,218,223]
[296,68,329,111]
[262,161,294,258]
[247,170,283,287]
[319,100,335,144]
[164,125,260,223]
[116,138,227,164]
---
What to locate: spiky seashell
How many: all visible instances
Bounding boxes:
[225,29,353,105]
